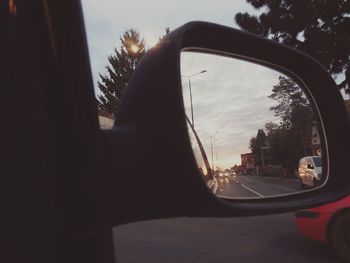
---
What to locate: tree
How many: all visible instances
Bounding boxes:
[269,76,314,129]
[97,28,171,117]
[97,29,145,116]
[159,27,171,41]
[235,0,350,94]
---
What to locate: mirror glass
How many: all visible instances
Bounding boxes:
[181,51,326,199]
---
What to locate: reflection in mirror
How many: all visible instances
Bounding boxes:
[181,51,326,199]
[187,119,218,194]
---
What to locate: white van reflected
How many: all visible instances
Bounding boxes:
[298,156,322,188]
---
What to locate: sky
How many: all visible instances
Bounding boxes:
[80,0,321,170]
[81,0,259,85]
[82,0,348,98]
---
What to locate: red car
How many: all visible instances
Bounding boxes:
[296,195,350,261]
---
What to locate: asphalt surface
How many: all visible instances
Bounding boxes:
[216,175,303,198]
[113,213,345,263]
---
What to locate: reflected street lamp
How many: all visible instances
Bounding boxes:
[204,131,218,174]
[208,131,218,174]
[183,70,207,127]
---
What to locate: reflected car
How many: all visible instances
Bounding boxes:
[218,172,229,178]
[206,177,218,194]
[298,156,322,188]
[229,171,236,176]
[295,195,350,262]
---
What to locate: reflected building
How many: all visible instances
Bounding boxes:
[256,129,271,176]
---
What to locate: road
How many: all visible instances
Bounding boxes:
[215,174,302,198]
[113,213,344,263]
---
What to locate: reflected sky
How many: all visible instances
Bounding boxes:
[181,52,282,169]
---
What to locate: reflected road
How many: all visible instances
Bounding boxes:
[215,175,302,198]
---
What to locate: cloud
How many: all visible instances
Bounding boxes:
[181,52,291,168]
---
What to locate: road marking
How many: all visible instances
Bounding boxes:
[241,177,298,192]
[241,184,264,197]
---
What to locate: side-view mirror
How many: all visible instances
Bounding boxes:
[107,21,350,224]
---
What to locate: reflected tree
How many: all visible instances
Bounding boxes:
[264,121,305,174]
[249,137,258,154]
[263,76,315,174]
[269,76,314,130]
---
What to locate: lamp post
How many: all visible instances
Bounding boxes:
[215,146,221,170]
[183,70,207,127]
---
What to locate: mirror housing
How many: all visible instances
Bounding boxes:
[108,21,350,224]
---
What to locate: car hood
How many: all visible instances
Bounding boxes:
[306,194,350,214]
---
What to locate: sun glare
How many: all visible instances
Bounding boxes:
[130,44,139,53]
[146,37,159,48]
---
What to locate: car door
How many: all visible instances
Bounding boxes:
[2,1,106,262]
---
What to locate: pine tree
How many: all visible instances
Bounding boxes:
[235,0,350,94]
[97,29,145,116]
[159,27,170,41]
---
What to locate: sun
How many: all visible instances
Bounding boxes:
[130,44,139,53]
